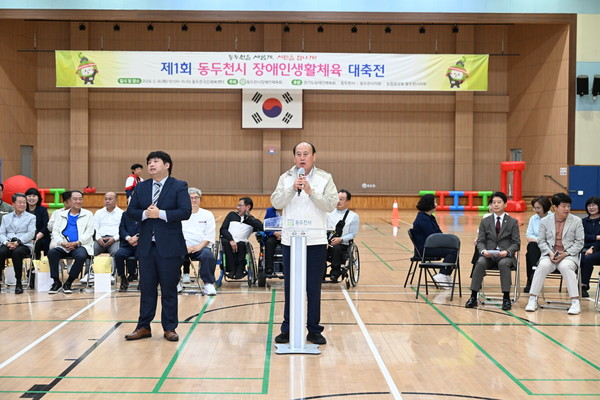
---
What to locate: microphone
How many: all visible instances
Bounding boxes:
[297,167,305,196]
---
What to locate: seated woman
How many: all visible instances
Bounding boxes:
[412,194,457,288]
[580,196,600,297]
[524,195,551,293]
[24,187,50,259]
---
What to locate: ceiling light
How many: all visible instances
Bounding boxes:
[452,24,459,33]
[384,25,391,34]
[283,23,290,33]
[419,25,426,34]
[317,25,324,33]
[113,24,120,32]
[79,23,86,31]
[147,23,154,31]
[181,23,188,32]
[216,23,222,32]
[249,24,256,32]
[351,25,358,33]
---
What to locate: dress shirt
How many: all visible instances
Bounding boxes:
[94,206,124,240]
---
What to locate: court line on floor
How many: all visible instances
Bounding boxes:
[261,289,277,394]
[361,241,394,271]
[414,289,533,395]
[0,292,111,371]
[342,286,403,400]
[153,296,215,393]
[506,310,600,371]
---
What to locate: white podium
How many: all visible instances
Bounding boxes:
[275,229,321,355]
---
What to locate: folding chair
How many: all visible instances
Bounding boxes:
[595,270,600,312]
[539,255,582,310]
[416,233,461,300]
[480,251,521,306]
[404,228,441,288]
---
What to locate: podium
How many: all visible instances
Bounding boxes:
[275,228,321,355]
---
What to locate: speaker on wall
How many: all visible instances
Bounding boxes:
[577,75,589,96]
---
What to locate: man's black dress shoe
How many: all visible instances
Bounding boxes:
[274,332,289,343]
[307,332,327,345]
[501,298,512,310]
[465,297,478,308]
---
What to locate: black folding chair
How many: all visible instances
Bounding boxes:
[416,233,461,300]
[404,228,441,288]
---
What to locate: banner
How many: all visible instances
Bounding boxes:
[242,90,303,129]
[55,51,488,91]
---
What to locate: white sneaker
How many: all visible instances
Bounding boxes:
[433,273,452,288]
[80,272,95,284]
[525,297,538,312]
[204,283,217,296]
[568,301,580,315]
[181,274,191,284]
[110,275,116,284]
[177,282,183,293]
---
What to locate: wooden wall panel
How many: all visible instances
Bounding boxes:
[508,24,570,196]
[0,20,37,180]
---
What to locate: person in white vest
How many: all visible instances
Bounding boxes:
[271,142,338,345]
[326,189,360,282]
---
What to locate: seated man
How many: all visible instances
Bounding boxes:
[114,211,140,290]
[181,188,217,295]
[466,191,520,311]
[525,193,584,315]
[86,191,123,282]
[48,191,72,249]
[263,206,282,275]
[0,193,36,294]
[47,190,94,294]
[326,189,359,282]
[219,197,263,279]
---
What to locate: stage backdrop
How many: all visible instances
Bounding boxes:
[55,51,489,91]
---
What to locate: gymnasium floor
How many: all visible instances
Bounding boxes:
[0,209,599,400]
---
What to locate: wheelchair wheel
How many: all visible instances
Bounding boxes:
[348,243,360,287]
[246,242,257,287]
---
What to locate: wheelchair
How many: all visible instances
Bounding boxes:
[324,240,360,289]
[255,231,284,287]
[214,238,258,287]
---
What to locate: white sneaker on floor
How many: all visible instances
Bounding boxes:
[525,297,538,312]
[204,283,217,296]
[110,275,115,284]
[568,301,580,315]
[177,282,183,293]
[181,273,191,284]
[80,273,94,284]
[433,273,452,288]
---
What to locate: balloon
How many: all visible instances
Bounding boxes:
[1,175,38,204]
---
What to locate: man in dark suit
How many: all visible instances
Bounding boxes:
[124,151,191,342]
[466,191,520,310]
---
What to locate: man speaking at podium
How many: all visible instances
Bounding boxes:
[271,142,338,345]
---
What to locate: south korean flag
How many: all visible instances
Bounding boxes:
[242,89,303,129]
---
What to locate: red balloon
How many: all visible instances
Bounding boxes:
[2,175,38,204]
